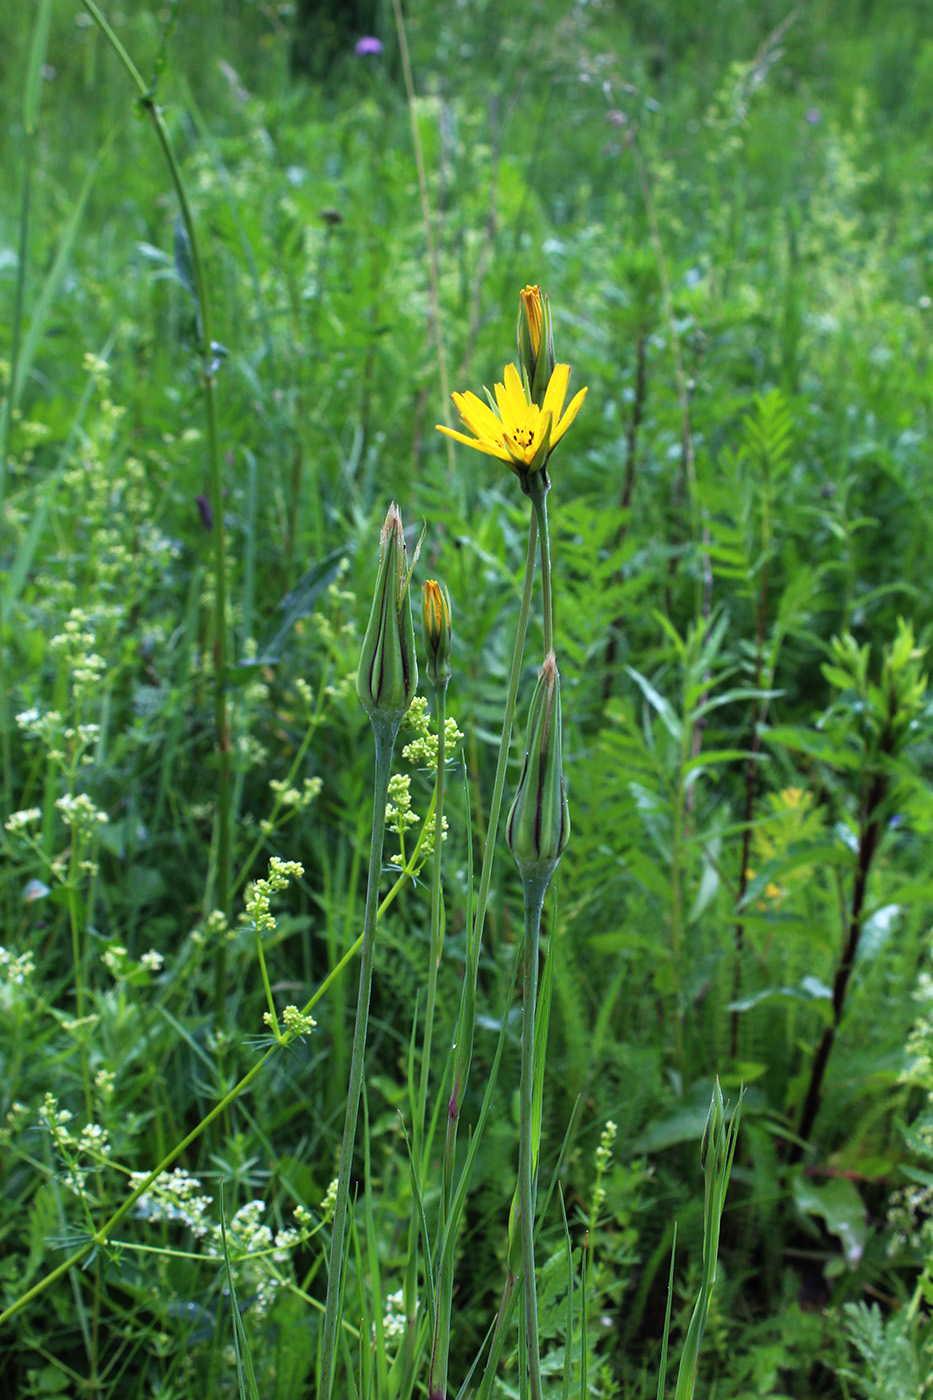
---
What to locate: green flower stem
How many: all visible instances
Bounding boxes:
[430,512,538,1400]
[518,875,548,1400]
[528,475,554,656]
[82,0,232,1023]
[417,679,448,1151]
[319,717,399,1400]
[447,512,538,1176]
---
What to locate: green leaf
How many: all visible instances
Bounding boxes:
[793,1174,866,1268]
[626,666,683,741]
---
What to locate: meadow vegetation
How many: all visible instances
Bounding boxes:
[3,0,933,1395]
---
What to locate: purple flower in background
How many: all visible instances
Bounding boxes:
[355,36,383,56]
[805,107,822,125]
[195,494,213,530]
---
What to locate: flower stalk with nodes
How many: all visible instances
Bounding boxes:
[431,285,583,1400]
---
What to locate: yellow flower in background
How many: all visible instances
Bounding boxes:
[437,362,587,477]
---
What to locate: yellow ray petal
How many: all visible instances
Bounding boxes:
[551,386,588,446]
[452,391,505,442]
[542,363,570,423]
[436,425,512,460]
[493,378,518,430]
[502,362,530,415]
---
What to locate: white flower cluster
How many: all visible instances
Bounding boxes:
[40,1092,74,1141]
[282,1004,316,1038]
[269,775,323,809]
[243,857,304,936]
[101,944,164,979]
[591,1119,618,1216]
[4,808,41,833]
[128,1176,316,1321]
[38,1093,111,1172]
[416,812,449,860]
[190,909,229,947]
[16,707,64,752]
[235,733,269,769]
[386,773,418,838]
[48,612,107,693]
[56,792,109,837]
[204,1199,306,1319]
[0,946,36,985]
[319,1178,338,1223]
[401,697,464,769]
[380,1287,410,1343]
[130,1169,215,1237]
[263,1003,317,1041]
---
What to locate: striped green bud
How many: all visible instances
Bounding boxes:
[422,579,452,689]
[506,652,570,887]
[356,503,418,729]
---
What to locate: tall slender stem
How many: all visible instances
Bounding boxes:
[319,719,398,1400]
[418,681,448,1147]
[430,513,537,1400]
[529,477,553,657]
[446,513,537,1172]
[519,875,547,1400]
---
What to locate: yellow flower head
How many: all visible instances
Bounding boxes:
[437,362,587,477]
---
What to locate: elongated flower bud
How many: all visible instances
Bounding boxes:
[507,652,570,888]
[356,503,418,730]
[517,284,556,408]
[422,579,452,689]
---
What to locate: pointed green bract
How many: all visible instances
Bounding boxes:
[507,651,570,888]
[356,502,418,728]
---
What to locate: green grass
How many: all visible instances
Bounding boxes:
[3,0,933,1395]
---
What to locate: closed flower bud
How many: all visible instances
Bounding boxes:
[507,652,570,888]
[356,503,418,730]
[517,283,556,408]
[422,579,452,688]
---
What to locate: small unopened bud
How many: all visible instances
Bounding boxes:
[422,579,452,689]
[507,652,570,889]
[356,503,418,729]
[517,284,556,408]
